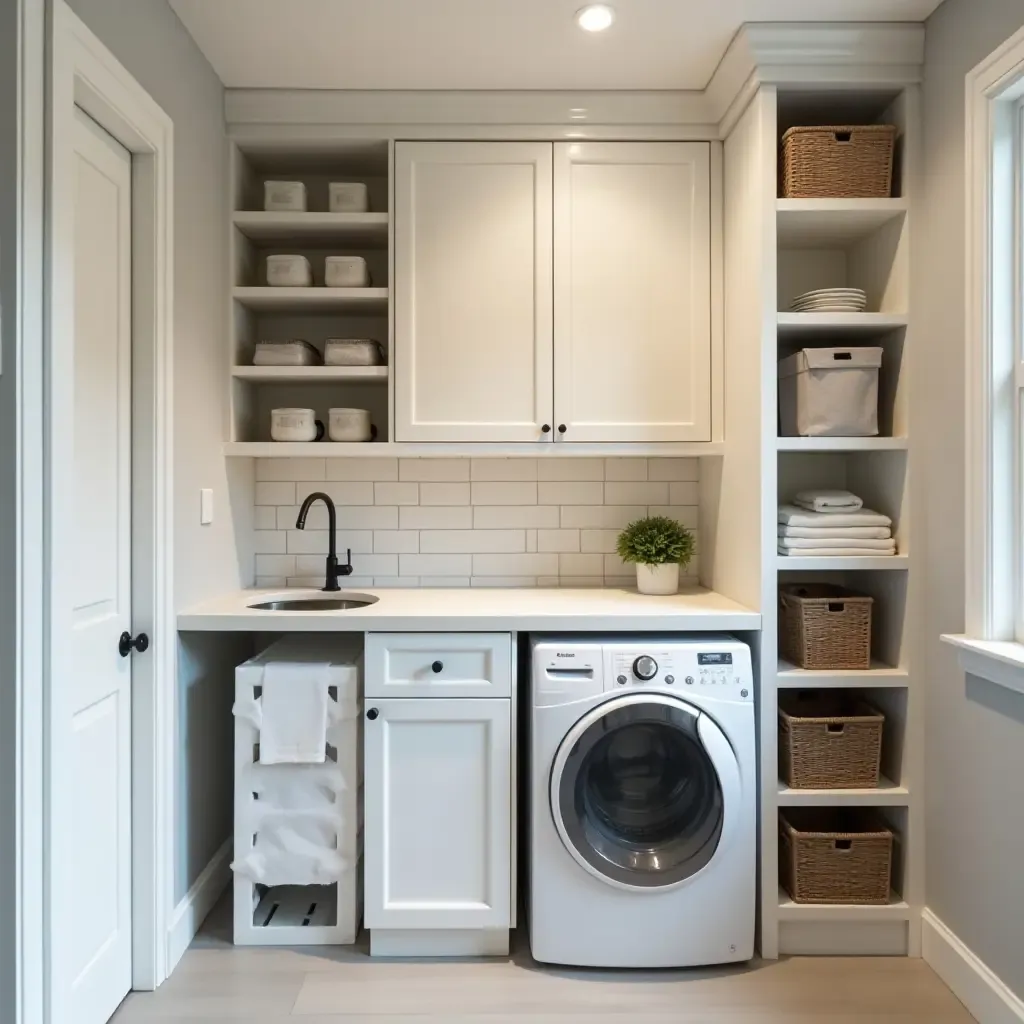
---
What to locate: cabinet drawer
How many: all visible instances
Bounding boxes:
[366,633,512,698]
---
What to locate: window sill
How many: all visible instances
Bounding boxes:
[941,634,1024,696]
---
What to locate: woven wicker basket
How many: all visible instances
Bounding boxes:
[779,692,884,789]
[781,125,896,198]
[779,584,873,670]
[780,809,893,905]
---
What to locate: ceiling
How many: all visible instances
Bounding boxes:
[169,0,944,92]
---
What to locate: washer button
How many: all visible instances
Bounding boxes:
[685,675,694,685]
[665,675,675,685]
[616,675,627,685]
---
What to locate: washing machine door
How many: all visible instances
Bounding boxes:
[550,693,738,890]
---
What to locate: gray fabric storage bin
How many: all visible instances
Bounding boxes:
[778,347,883,437]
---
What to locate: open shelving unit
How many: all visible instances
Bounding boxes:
[228,138,393,445]
[753,86,924,959]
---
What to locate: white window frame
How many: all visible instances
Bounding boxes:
[945,22,1024,696]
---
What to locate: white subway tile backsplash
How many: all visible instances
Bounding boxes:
[538,458,603,481]
[255,576,286,588]
[256,554,296,577]
[257,458,326,482]
[471,481,538,505]
[580,529,619,553]
[539,481,604,505]
[400,553,473,576]
[648,458,699,482]
[326,458,398,481]
[254,506,278,531]
[670,481,700,505]
[471,458,538,481]
[604,458,647,481]
[605,481,669,505]
[374,481,419,506]
[373,531,420,554]
[559,553,604,576]
[537,529,580,553]
[256,482,295,506]
[473,553,558,576]
[287,529,373,555]
[473,505,560,529]
[421,530,525,554]
[400,505,474,530]
[560,505,647,529]
[400,459,470,482]
[420,482,471,505]
[252,457,700,589]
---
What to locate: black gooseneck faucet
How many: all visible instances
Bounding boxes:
[295,492,354,592]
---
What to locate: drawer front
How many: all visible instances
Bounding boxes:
[366,633,512,698]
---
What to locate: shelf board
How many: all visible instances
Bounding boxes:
[223,440,727,459]
[776,198,908,247]
[777,776,909,807]
[776,660,909,688]
[232,211,389,246]
[232,286,389,313]
[778,555,909,571]
[777,436,908,452]
[231,365,388,383]
[777,313,907,338]
[777,887,911,922]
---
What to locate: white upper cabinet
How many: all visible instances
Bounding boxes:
[554,142,712,442]
[395,142,554,442]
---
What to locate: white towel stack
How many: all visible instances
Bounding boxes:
[778,490,896,557]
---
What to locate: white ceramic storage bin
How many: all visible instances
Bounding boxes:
[778,347,883,437]
[264,180,307,212]
[325,255,370,288]
[232,638,363,946]
[329,182,370,213]
[266,254,312,288]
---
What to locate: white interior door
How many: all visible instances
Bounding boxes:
[53,106,134,1024]
[364,698,512,930]
[394,141,554,442]
[553,142,712,442]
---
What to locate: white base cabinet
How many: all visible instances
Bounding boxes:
[364,634,514,956]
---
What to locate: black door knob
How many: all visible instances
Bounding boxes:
[366,707,379,720]
[431,660,443,673]
[557,424,567,434]
[119,631,149,658]
[541,424,551,433]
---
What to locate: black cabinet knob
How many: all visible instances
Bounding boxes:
[366,707,379,720]
[119,631,149,658]
[541,424,551,433]
[557,424,567,434]
[431,660,443,673]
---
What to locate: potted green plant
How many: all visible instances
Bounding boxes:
[616,515,695,595]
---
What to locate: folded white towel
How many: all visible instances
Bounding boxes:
[231,809,348,886]
[778,545,896,557]
[259,661,330,764]
[779,536,896,551]
[778,525,892,540]
[778,504,892,529]
[794,489,863,513]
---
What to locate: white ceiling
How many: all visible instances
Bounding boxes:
[169,0,944,92]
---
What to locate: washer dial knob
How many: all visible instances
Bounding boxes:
[632,655,658,680]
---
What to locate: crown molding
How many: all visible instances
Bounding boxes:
[224,22,926,138]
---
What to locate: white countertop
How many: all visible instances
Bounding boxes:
[177,586,761,633]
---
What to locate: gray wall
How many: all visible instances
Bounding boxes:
[919,0,1024,998]
[65,0,252,904]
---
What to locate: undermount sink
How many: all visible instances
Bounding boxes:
[249,594,379,612]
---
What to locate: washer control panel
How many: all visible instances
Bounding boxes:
[603,644,751,698]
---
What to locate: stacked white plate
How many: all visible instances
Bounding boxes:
[791,287,867,313]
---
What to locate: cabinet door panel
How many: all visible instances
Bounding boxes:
[554,142,712,442]
[364,698,512,930]
[395,142,553,442]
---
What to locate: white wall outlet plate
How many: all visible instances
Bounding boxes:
[200,488,213,525]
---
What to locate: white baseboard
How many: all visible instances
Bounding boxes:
[165,839,232,975]
[922,909,1024,1024]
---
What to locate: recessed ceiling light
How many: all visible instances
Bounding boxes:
[576,4,615,32]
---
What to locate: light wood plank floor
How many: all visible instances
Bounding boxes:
[112,897,975,1023]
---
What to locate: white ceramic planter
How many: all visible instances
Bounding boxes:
[635,563,680,596]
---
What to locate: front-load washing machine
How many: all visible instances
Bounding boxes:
[528,636,756,968]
